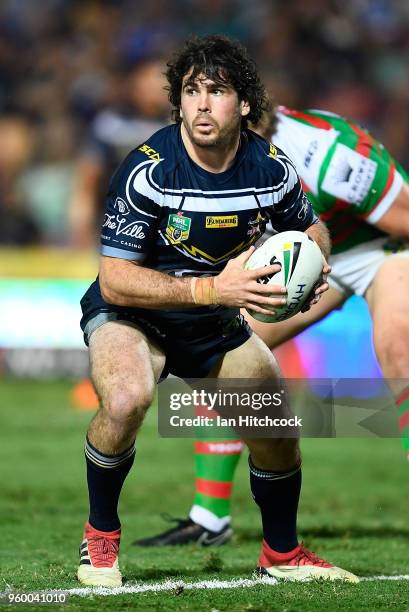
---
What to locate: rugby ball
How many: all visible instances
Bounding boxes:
[246,231,323,323]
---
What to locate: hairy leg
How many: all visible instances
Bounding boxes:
[186,287,345,530]
[88,321,166,454]
[366,257,409,384]
[213,333,298,471]
[366,258,409,456]
[214,334,304,552]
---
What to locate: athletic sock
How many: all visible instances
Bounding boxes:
[85,436,135,532]
[396,386,409,459]
[189,403,243,531]
[249,457,301,553]
[190,438,243,531]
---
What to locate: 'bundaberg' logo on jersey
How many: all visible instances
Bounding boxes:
[166,213,192,243]
[205,215,238,228]
[283,241,301,284]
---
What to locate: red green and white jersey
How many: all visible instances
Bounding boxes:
[274,107,408,254]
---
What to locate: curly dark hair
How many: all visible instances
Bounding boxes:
[166,34,270,128]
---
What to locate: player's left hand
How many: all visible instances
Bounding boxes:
[301,257,331,312]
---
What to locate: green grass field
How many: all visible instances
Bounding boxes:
[1,379,409,611]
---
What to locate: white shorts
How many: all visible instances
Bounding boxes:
[329,237,409,296]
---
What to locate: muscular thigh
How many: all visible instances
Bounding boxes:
[89,321,166,405]
[212,333,279,379]
[365,257,409,383]
[242,286,345,348]
[366,258,409,324]
[211,334,290,417]
[212,325,300,469]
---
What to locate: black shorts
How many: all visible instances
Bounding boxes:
[80,280,252,380]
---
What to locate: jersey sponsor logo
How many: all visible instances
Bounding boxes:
[103,214,117,230]
[205,215,238,228]
[113,197,130,215]
[166,213,192,243]
[268,144,278,159]
[303,139,318,168]
[138,143,161,161]
[103,214,148,240]
[321,143,377,205]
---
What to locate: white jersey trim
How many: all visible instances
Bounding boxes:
[129,157,298,212]
[126,159,161,219]
[366,170,403,224]
[101,245,146,261]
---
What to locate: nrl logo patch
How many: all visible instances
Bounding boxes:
[166,213,191,243]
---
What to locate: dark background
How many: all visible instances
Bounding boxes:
[1,0,409,247]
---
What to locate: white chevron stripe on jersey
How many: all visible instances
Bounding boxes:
[128,158,298,213]
[126,159,161,219]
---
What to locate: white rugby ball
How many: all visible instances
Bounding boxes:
[246,230,323,323]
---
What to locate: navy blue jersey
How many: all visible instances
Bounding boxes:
[100,124,317,276]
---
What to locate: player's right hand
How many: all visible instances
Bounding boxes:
[214,247,287,316]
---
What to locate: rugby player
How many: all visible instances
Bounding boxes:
[135,107,409,548]
[77,36,357,586]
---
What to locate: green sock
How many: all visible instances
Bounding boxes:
[396,387,409,459]
[190,413,243,530]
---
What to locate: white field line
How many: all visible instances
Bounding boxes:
[2,575,409,599]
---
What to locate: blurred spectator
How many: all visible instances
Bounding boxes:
[0,116,40,245]
[17,115,78,245]
[0,0,408,246]
[68,57,170,248]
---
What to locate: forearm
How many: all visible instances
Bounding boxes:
[304,220,331,260]
[99,248,285,316]
[100,257,198,308]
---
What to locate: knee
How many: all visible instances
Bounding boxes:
[272,438,301,469]
[247,438,301,472]
[103,385,154,425]
[374,317,409,378]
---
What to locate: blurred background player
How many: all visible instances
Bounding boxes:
[133,106,409,547]
[0,115,40,244]
[69,57,169,248]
